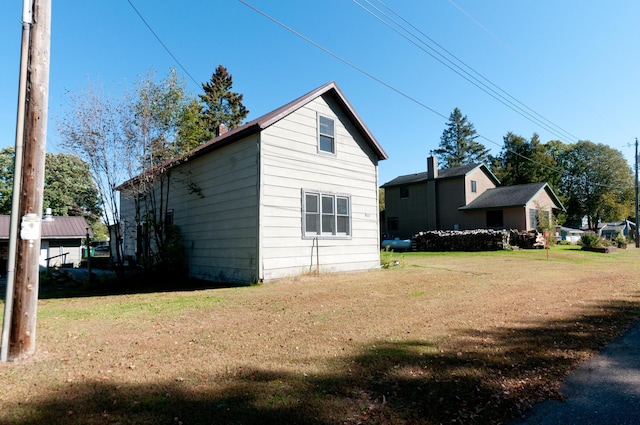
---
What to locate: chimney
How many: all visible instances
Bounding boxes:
[217,124,229,136]
[427,156,438,179]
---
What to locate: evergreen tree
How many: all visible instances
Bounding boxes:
[433,108,488,168]
[199,65,249,138]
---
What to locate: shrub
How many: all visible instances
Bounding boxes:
[579,232,603,248]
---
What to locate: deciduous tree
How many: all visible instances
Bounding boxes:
[0,148,102,229]
[491,132,562,188]
[559,141,634,230]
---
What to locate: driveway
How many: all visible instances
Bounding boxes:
[511,319,640,424]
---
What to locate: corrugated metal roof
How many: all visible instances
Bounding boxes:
[116,81,388,192]
[0,215,91,240]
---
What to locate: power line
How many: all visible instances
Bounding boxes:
[445,0,626,151]
[239,1,635,191]
[125,0,200,89]
[357,0,580,143]
[238,0,449,121]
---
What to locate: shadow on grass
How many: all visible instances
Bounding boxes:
[2,300,640,425]
[29,268,245,300]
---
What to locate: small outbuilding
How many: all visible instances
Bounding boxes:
[0,214,91,273]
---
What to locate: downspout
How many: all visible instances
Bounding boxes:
[256,137,263,282]
[1,1,32,362]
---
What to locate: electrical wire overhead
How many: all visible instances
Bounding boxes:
[357,0,580,143]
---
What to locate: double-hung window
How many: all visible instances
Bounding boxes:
[303,190,351,238]
[318,115,336,154]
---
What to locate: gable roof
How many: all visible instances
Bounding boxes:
[0,215,91,240]
[117,81,388,191]
[459,182,565,211]
[381,163,499,188]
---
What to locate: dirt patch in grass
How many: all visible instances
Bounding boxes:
[1,246,640,424]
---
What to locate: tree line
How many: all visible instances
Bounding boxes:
[433,107,635,231]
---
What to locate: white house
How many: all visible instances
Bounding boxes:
[116,82,388,284]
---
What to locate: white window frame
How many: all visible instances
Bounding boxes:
[317,114,336,155]
[302,189,351,239]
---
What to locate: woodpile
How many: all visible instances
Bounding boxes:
[411,229,509,252]
[508,230,546,249]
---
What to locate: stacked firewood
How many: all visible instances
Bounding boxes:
[411,229,509,252]
[508,230,546,249]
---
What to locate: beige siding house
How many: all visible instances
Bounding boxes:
[382,157,564,239]
[117,82,388,284]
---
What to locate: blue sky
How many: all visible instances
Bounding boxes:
[1,0,639,186]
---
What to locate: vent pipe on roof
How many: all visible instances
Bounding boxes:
[427,156,438,179]
[43,207,53,221]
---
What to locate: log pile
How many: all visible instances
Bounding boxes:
[508,230,546,249]
[411,229,509,252]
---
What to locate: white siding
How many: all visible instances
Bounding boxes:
[259,94,380,281]
[120,136,260,284]
[118,92,383,284]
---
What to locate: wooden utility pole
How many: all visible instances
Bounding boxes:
[634,137,640,248]
[7,0,51,361]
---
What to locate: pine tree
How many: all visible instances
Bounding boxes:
[433,107,489,168]
[199,65,249,138]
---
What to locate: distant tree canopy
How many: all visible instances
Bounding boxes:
[0,147,102,225]
[433,107,489,168]
[558,141,634,231]
[490,132,563,188]
[490,135,634,231]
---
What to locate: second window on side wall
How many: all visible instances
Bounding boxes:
[304,191,350,238]
[318,115,335,154]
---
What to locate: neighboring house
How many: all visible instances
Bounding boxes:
[557,226,584,244]
[116,82,388,284]
[382,156,499,238]
[382,156,564,238]
[0,213,91,273]
[598,220,635,240]
[459,182,565,231]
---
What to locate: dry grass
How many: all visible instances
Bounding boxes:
[1,246,640,424]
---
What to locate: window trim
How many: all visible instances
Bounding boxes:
[471,180,477,193]
[317,114,336,155]
[302,189,351,239]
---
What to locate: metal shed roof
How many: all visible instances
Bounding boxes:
[0,215,91,240]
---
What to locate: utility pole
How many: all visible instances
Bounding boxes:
[635,137,640,248]
[2,0,51,361]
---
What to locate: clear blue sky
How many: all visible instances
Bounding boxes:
[1,0,639,186]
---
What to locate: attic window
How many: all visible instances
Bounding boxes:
[318,115,335,154]
[471,180,477,193]
[400,187,409,198]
